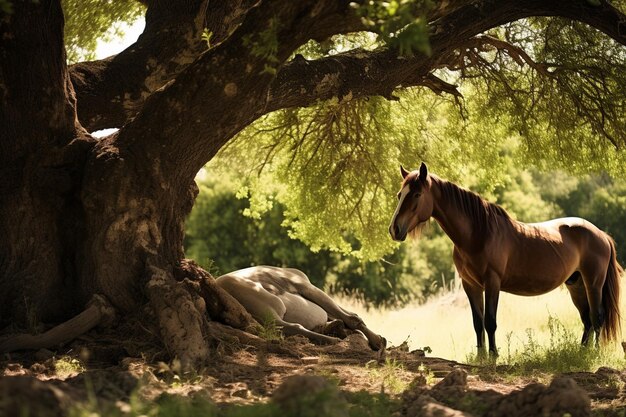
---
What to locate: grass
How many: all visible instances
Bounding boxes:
[486,315,626,376]
[366,358,407,394]
[338,282,626,370]
[53,356,86,379]
[256,311,283,342]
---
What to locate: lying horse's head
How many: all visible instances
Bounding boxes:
[389,162,433,241]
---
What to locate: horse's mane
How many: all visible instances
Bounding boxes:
[432,175,512,241]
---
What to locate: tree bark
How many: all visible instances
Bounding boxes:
[1,0,625,367]
[0,0,91,326]
[69,0,208,131]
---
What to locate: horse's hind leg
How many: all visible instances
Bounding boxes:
[565,272,593,345]
[294,283,386,351]
[461,279,486,355]
[581,268,608,347]
[274,316,341,345]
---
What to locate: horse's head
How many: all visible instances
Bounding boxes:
[389,162,433,242]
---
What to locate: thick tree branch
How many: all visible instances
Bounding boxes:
[69,0,363,132]
[97,0,626,185]
[69,0,208,131]
[205,0,259,46]
[106,0,355,180]
[265,0,626,111]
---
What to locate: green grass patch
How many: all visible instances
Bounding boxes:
[53,356,86,379]
[468,316,626,377]
[366,358,407,394]
[346,391,397,417]
[256,311,283,342]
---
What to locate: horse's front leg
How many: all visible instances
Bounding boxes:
[484,270,501,357]
[461,280,485,355]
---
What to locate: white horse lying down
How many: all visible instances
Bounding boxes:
[216,266,386,351]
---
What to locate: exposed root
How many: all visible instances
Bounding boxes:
[0,294,116,353]
[145,263,212,369]
[174,259,257,331]
[206,321,295,355]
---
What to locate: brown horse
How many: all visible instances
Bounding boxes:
[389,163,623,355]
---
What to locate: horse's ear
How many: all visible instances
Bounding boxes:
[400,165,410,179]
[419,162,428,181]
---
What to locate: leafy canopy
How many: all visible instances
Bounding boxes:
[56,0,626,260]
[62,0,144,63]
[210,14,626,260]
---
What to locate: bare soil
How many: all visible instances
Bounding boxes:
[1,331,626,416]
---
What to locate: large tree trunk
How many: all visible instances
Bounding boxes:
[0,0,91,326]
[0,1,253,364]
[1,0,625,367]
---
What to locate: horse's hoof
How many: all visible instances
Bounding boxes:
[369,336,387,352]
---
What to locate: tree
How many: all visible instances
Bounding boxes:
[1,0,625,367]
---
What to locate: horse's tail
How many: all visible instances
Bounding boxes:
[602,236,623,343]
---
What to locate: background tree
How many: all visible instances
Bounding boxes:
[185,164,626,306]
[1,0,625,367]
[184,174,423,308]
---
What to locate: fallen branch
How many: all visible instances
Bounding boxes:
[0,294,116,353]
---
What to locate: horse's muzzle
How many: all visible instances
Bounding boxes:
[389,224,406,242]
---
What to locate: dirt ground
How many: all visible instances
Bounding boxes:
[1,331,626,416]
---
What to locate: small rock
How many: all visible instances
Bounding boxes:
[273,376,331,403]
[0,376,71,417]
[421,401,475,417]
[434,369,468,389]
[347,333,370,347]
[301,356,319,365]
[596,366,621,376]
[404,394,474,417]
[487,377,590,417]
[6,363,22,372]
[273,375,348,417]
[410,349,426,357]
[29,363,47,374]
[232,388,251,398]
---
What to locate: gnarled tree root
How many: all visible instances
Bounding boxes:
[146,258,320,368]
[174,259,257,330]
[145,263,213,369]
[0,294,116,353]
[146,259,265,369]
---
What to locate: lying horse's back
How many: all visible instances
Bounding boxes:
[221,265,311,293]
[216,266,387,350]
[216,266,329,331]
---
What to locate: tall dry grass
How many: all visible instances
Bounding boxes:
[340,281,626,365]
